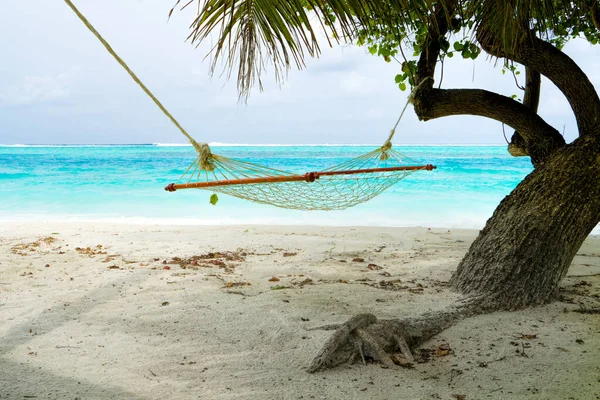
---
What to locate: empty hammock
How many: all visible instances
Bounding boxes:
[64,0,436,211]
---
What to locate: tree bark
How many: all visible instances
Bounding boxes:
[451,134,600,309]
[413,87,564,165]
[508,67,541,157]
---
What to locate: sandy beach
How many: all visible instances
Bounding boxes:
[0,222,598,399]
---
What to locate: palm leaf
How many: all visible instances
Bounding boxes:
[173,0,591,98]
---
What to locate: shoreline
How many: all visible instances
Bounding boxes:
[3,219,600,236]
[1,223,599,399]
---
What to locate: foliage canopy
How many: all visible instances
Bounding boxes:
[172,0,600,97]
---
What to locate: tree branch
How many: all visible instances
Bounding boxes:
[477,29,600,136]
[413,88,564,165]
[415,0,456,87]
[411,0,564,165]
[508,67,542,157]
[588,0,600,30]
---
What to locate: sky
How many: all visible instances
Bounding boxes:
[0,0,599,145]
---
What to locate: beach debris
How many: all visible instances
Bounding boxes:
[44,264,50,268]
[102,255,118,263]
[575,338,584,344]
[75,245,107,256]
[390,353,413,368]
[367,263,383,270]
[435,343,451,357]
[409,283,425,293]
[292,277,314,287]
[225,281,251,288]
[163,266,171,270]
[165,251,245,273]
[379,271,391,277]
[574,280,592,287]
[451,395,466,400]
[352,257,365,263]
[375,279,407,290]
[519,333,537,340]
[270,285,291,290]
[107,265,121,269]
[11,237,57,255]
[301,317,310,322]
[268,277,280,282]
[161,301,169,306]
[374,245,386,253]
[283,252,297,257]
[417,348,435,363]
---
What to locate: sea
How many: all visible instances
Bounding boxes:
[0,144,533,228]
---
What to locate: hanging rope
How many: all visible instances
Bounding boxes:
[63,0,203,151]
[380,77,432,160]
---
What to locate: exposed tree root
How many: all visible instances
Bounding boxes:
[306,297,482,373]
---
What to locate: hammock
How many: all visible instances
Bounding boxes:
[64,0,436,211]
[165,144,435,210]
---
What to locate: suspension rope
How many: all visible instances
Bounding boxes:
[384,77,433,145]
[63,0,202,151]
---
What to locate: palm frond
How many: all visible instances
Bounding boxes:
[174,0,593,99]
[177,0,437,99]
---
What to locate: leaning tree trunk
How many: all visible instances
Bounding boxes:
[306,134,600,372]
[451,134,600,309]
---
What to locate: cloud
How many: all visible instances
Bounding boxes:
[338,71,375,95]
[0,71,74,106]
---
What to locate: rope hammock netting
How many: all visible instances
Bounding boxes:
[64,0,436,211]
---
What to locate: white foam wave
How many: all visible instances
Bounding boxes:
[152,143,192,147]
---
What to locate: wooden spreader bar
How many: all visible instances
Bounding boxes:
[165,164,436,192]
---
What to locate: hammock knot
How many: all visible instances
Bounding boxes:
[192,141,216,172]
[380,140,393,161]
[304,171,319,183]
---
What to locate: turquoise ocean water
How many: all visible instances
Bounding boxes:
[0,144,533,228]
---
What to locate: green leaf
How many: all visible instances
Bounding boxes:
[399,82,407,91]
[453,42,464,51]
[210,193,219,206]
[394,74,403,84]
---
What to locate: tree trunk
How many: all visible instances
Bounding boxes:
[451,134,600,309]
[307,134,600,373]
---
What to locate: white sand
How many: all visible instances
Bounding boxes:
[0,222,598,400]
